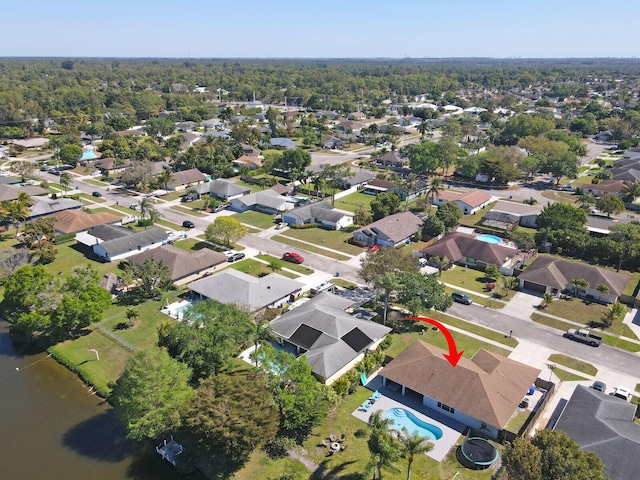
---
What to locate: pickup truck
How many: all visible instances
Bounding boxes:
[564,328,602,347]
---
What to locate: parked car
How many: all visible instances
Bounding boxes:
[129,204,138,210]
[591,381,607,393]
[227,252,245,262]
[613,386,631,401]
[283,252,304,264]
[92,191,102,198]
[418,258,429,268]
[212,203,228,213]
[181,193,197,203]
[367,244,381,253]
[452,292,473,305]
[182,220,195,228]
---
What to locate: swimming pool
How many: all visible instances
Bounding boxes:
[384,408,443,441]
[476,234,502,244]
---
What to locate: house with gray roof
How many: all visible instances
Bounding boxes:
[377,151,408,168]
[517,255,630,302]
[188,269,304,312]
[323,135,345,149]
[352,211,423,247]
[340,171,375,189]
[482,200,544,229]
[29,197,82,219]
[380,341,541,440]
[168,168,208,191]
[282,201,353,230]
[229,189,295,214]
[419,231,520,275]
[127,244,226,282]
[269,292,391,384]
[198,179,251,200]
[91,226,168,262]
[269,138,298,150]
[554,385,640,480]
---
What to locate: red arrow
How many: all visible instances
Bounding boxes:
[404,316,464,367]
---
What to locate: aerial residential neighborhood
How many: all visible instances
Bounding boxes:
[3,16,640,479]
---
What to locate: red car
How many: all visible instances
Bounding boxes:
[283,252,304,264]
[367,244,381,253]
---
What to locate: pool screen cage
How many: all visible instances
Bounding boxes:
[457,430,499,470]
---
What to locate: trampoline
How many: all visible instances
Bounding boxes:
[458,437,499,470]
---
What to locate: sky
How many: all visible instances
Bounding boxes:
[3,0,639,58]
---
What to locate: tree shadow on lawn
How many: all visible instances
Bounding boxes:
[62,409,136,462]
[321,459,361,478]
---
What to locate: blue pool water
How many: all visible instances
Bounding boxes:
[384,408,443,440]
[476,234,502,244]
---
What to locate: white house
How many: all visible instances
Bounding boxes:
[282,201,353,230]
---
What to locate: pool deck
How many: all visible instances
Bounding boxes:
[352,374,466,461]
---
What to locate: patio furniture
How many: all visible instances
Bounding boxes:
[325,450,334,457]
[341,444,347,451]
[331,442,341,451]
[329,433,337,442]
[371,390,381,400]
[318,439,328,447]
[339,433,345,442]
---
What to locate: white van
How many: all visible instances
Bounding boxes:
[310,282,335,296]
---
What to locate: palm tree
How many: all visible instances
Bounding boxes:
[367,410,400,480]
[621,180,640,203]
[399,428,433,480]
[596,283,610,303]
[0,198,31,237]
[540,292,555,309]
[147,208,161,227]
[417,121,429,140]
[426,177,443,211]
[125,308,140,327]
[402,173,419,211]
[158,169,173,190]
[569,278,589,297]
[604,301,626,326]
[430,256,450,276]
[138,196,153,228]
[249,320,275,367]
[59,172,72,195]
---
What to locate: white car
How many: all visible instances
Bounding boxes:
[613,386,631,401]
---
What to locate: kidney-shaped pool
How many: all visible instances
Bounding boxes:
[384,408,443,441]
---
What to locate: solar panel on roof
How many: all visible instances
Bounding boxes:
[289,324,323,349]
[341,328,373,353]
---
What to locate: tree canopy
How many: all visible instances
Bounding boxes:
[158,299,255,380]
[110,347,194,441]
[501,430,607,480]
[205,216,248,246]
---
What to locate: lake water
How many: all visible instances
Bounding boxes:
[0,319,187,480]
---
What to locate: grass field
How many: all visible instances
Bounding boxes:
[531,313,640,352]
[278,227,363,255]
[256,254,314,275]
[271,234,351,261]
[233,210,277,229]
[333,191,376,213]
[228,258,299,279]
[170,205,208,217]
[548,353,598,376]
[554,368,589,382]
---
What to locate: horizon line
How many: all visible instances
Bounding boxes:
[1,56,638,61]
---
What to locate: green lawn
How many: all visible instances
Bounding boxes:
[233,210,277,229]
[531,313,640,352]
[234,179,264,193]
[279,227,363,255]
[83,178,110,187]
[458,201,497,227]
[77,193,106,203]
[298,386,494,480]
[330,278,358,289]
[42,241,120,279]
[170,205,208,217]
[540,190,577,204]
[428,311,519,348]
[333,191,376,213]
[228,258,299,279]
[548,353,597,376]
[271,234,351,261]
[542,296,635,338]
[504,410,530,435]
[256,254,314,275]
[87,207,125,217]
[440,266,505,295]
[554,368,589,382]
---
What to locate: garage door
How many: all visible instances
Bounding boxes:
[522,281,546,293]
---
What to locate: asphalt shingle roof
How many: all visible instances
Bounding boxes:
[270,292,392,380]
[380,341,540,429]
[554,385,640,480]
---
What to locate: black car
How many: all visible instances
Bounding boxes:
[92,191,102,198]
[452,292,473,305]
[227,252,245,262]
[182,220,195,228]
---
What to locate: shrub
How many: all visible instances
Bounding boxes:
[289,222,317,229]
[354,429,367,438]
[263,436,294,459]
[54,233,76,244]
